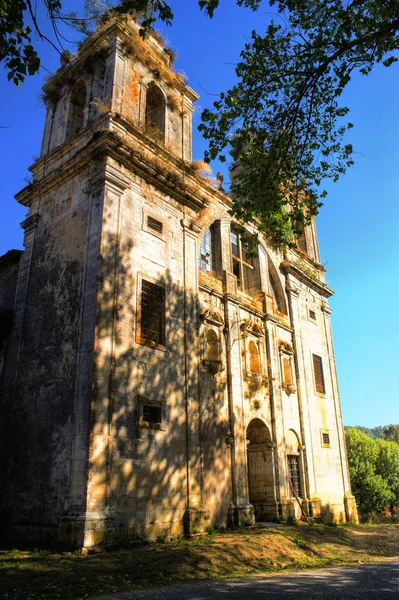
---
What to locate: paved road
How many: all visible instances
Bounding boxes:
[89,561,399,599]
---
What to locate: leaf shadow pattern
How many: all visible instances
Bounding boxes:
[81,223,233,545]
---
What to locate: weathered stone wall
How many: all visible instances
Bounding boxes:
[0,250,23,398]
[0,174,92,541]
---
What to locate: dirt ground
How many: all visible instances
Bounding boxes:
[1,524,399,600]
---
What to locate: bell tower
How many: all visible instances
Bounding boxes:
[0,16,204,548]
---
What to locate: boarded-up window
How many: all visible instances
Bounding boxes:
[139,280,165,345]
[287,455,302,498]
[283,357,292,384]
[313,354,326,394]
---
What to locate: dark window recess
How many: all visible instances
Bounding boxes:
[143,404,162,424]
[288,455,302,497]
[322,432,330,446]
[147,215,163,235]
[309,309,316,321]
[140,280,165,345]
[313,354,326,394]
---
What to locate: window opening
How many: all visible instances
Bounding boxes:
[147,215,163,235]
[142,404,162,424]
[230,227,257,292]
[268,269,287,314]
[313,354,326,394]
[199,227,214,272]
[145,84,166,144]
[309,309,316,321]
[322,432,330,447]
[66,81,86,140]
[287,455,302,497]
[140,280,165,345]
[296,229,307,253]
[249,341,261,374]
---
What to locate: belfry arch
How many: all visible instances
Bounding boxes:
[246,419,277,521]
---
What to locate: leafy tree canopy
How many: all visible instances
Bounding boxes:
[345,428,399,517]
[2,0,399,246]
[382,424,399,444]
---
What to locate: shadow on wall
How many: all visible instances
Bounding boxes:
[82,226,231,545]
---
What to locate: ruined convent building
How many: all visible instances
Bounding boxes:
[0,17,357,548]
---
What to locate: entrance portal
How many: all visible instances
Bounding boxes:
[246,419,277,521]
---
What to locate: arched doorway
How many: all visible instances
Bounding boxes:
[246,419,277,521]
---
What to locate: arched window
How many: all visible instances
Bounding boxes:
[66,81,86,140]
[249,341,261,374]
[205,329,220,361]
[145,83,166,144]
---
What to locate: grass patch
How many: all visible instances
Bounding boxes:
[1,524,399,599]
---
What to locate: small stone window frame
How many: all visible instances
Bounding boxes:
[142,208,166,241]
[137,395,166,430]
[321,429,331,448]
[308,308,317,323]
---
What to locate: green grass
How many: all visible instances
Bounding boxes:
[1,524,399,599]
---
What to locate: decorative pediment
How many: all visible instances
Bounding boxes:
[279,340,294,355]
[200,308,224,327]
[240,319,265,337]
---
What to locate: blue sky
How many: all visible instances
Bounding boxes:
[1,1,398,427]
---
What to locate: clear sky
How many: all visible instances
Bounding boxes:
[1,0,398,427]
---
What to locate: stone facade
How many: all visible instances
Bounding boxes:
[0,17,357,549]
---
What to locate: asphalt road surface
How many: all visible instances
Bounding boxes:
[90,560,399,599]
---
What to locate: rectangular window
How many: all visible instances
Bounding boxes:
[322,431,331,447]
[199,226,214,272]
[147,215,163,235]
[230,226,257,293]
[287,455,302,498]
[142,404,162,424]
[309,309,316,321]
[312,354,326,394]
[139,279,165,346]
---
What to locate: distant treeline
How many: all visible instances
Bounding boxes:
[344,424,399,443]
[344,425,384,440]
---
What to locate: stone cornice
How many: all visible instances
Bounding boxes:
[281,260,334,298]
[16,124,224,213]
